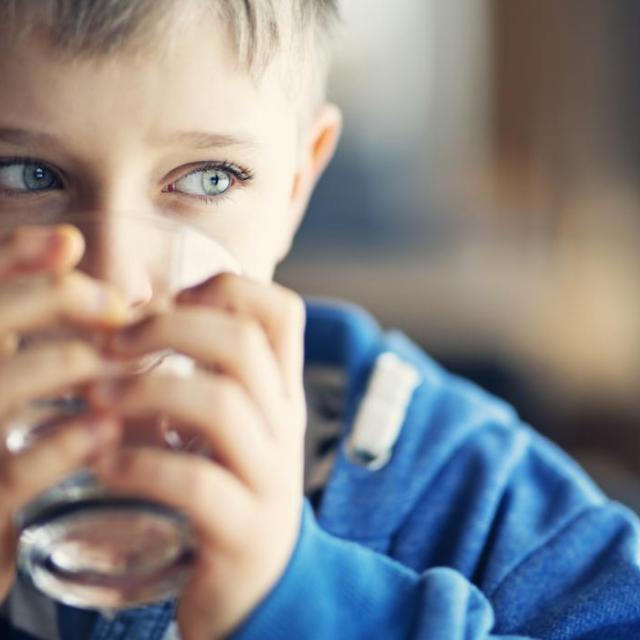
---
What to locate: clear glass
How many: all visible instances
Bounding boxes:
[0,211,241,610]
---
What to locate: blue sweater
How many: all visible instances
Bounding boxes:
[4,299,640,639]
[232,300,640,639]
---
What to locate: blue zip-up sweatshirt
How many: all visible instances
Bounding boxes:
[232,300,640,639]
[4,299,640,639]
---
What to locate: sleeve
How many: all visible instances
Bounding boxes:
[230,341,640,639]
[230,502,531,639]
[230,491,640,639]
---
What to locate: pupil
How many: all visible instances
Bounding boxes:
[23,164,58,190]
[202,170,230,195]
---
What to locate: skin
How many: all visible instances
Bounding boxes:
[0,12,341,640]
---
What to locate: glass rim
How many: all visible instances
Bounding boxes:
[0,209,198,231]
[0,209,243,275]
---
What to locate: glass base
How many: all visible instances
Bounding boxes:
[17,494,196,610]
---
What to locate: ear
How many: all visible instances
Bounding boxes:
[286,102,343,239]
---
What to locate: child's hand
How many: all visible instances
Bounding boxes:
[0,225,126,602]
[95,274,307,639]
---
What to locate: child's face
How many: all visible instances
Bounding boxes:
[0,17,337,305]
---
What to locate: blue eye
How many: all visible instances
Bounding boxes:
[24,164,60,190]
[164,161,254,202]
[0,160,62,192]
[172,167,233,197]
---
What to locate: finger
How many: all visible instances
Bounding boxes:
[90,370,273,489]
[108,307,285,431]
[0,413,120,511]
[176,274,306,398]
[0,519,18,602]
[93,447,252,550]
[0,225,84,280]
[0,340,113,417]
[0,270,130,336]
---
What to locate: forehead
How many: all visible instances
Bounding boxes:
[0,16,295,153]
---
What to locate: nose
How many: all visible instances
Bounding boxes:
[76,214,173,309]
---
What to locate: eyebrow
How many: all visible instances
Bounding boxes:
[0,127,257,151]
[157,130,257,150]
[0,127,58,148]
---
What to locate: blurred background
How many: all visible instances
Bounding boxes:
[276,0,640,509]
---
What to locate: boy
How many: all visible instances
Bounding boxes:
[1,1,640,639]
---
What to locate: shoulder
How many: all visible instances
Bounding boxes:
[304,296,530,474]
[303,299,640,635]
[306,298,608,540]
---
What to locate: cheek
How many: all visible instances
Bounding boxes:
[173,225,243,291]
[225,174,298,281]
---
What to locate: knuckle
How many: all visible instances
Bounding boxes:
[234,319,263,355]
[210,376,242,420]
[270,285,305,330]
[281,289,305,325]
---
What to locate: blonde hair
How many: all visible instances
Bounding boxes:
[1,0,339,104]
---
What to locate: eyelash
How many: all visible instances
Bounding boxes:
[166,160,254,204]
[0,157,255,203]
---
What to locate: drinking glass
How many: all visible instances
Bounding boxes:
[0,210,241,610]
